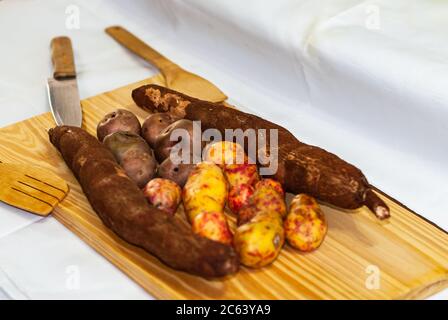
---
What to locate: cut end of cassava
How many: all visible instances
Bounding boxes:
[364,189,391,220]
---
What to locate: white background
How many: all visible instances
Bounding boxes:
[0,0,446,299]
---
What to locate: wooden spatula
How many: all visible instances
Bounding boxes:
[0,162,69,216]
[105,25,228,103]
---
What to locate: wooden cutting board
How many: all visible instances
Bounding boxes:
[0,75,447,299]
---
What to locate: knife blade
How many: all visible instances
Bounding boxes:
[47,36,82,127]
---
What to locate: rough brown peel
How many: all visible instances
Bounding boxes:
[48,126,239,277]
[132,84,390,220]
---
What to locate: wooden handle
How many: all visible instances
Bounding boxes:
[51,36,76,79]
[105,26,178,74]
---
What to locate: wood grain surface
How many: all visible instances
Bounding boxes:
[0,74,446,299]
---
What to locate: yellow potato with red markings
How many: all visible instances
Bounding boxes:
[233,178,286,268]
[284,194,328,252]
[234,213,284,268]
[228,183,254,214]
[204,141,259,188]
[143,178,181,215]
[238,179,286,225]
[182,162,232,245]
[255,179,284,197]
[192,211,233,246]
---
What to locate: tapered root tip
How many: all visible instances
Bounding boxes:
[364,189,390,220]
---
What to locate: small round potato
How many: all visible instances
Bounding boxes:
[157,157,195,187]
[97,109,141,142]
[228,183,254,214]
[154,119,202,163]
[141,113,177,148]
[192,211,233,246]
[143,178,181,215]
[103,131,157,188]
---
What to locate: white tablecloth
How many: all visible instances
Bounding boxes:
[0,0,446,299]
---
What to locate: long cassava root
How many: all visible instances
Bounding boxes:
[132,84,390,220]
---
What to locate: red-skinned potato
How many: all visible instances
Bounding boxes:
[154,119,201,163]
[143,178,182,215]
[238,178,286,225]
[141,113,177,148]
[103,131,157,188]
[97,109,141,142]
[228,183,254,214]
[157,157,195,187]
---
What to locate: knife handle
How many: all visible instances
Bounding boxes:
[105,26,178,74]
[51,36,76,79]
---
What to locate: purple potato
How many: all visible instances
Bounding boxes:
[97,109,141,142]
[157,157,195,187]
[103,131,157,188]
[141,113,177,148]
[154,119,203,163]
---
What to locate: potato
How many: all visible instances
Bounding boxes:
[255,179,284,197]
[228,183,254,214]
[103,131,157,188]
[141,113,177,148]
[183,162,232,245]
[97,109,141,142]
[157,157,195,187]
[192,211,233,246]
[238,178,286,225]
[284,194,327,252]
[234,213,284,268]
[142,178,181,215]
[204,142,259,186]
[203,141,246,168]
[204,141,259,215]
[233,178,286,268]
[154,119,201,163]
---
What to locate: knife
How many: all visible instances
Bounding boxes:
[47,36,83,127]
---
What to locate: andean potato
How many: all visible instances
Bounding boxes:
[141,113,177,148]
[97,109,141,142]
[284,194,327,252]
[183,162,232,245]
[233,178,286,268]
[238,178,286,225]
[228,183,254,214]
[157,157,195,187]
[103,131,157,188]
[154,119,201,163]
[234,213,284,268]
[143,178,181,215]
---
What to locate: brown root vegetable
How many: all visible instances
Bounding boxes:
[48,126,239,277]
[103,131,157,188]
[143,178,181,215]
[141,113,177,148]
[132,84,390,220]
[97,109,141,142]
[284,194,328,252]
[157,157,195,187]
[154,119,200,163]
